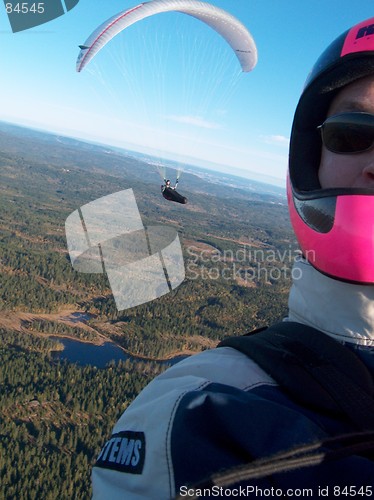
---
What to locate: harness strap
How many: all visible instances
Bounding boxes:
[174,431,374,499]
[218,322,374,430]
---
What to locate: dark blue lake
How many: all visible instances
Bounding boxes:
[50,337,188,368]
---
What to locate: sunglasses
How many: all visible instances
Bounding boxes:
[317,112,374,154]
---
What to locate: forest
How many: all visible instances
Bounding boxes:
[0,121,295,498]
[0,328,164,498]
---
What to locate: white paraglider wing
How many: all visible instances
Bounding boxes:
[76,0,257,73]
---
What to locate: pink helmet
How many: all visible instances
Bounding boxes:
[288,17,374,284]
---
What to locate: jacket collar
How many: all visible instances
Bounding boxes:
[287,258,374,347]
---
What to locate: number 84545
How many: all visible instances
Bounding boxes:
[5,3,45,14]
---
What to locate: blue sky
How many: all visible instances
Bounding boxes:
[0,1,373,186]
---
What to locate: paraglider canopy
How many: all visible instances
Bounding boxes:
[76,0,257,73]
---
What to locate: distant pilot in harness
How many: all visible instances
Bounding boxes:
[161,177,187,204]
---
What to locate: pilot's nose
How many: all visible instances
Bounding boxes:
[362,157,374,184]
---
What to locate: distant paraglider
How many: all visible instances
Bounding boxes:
[76,0,258,73]
[161,177,187,204]
[76,0,258,208]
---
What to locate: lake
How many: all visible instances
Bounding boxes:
[50,336,188,368]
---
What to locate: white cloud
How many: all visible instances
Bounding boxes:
[261,134,290,146]
[165,115,221,129]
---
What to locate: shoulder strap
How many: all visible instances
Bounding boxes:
[218,322,374,431]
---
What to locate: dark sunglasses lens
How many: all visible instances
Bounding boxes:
[322,115,374,153]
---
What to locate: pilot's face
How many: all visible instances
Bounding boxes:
[318,75,374,189]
